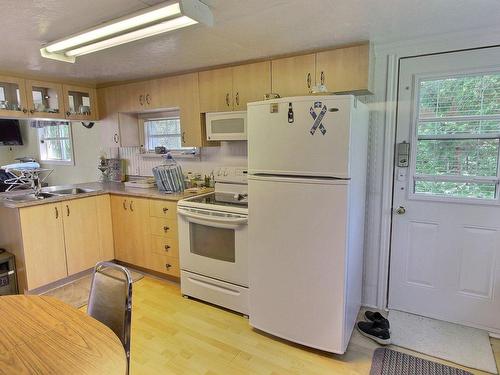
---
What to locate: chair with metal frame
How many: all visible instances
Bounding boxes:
[87,261,133,375]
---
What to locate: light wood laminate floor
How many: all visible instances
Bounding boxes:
[87,276,500,375]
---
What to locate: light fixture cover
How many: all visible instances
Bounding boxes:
[40,0,213,63]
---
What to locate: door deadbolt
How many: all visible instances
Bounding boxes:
[395,206,406,215]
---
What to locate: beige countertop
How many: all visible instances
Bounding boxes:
[0,182,213,209]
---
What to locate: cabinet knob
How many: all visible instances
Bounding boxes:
[320,71,325,85]
[66,205,70,216]
[139,95,144,106]
[164,245,171,252]
[163,207,168,213]
[66,111,71,117]
[55,207,59,219]
[182,131,186,144]
[123,200,127,210]
[225,93,230,107]
[29,109,35,114]
[146,94,151,105]
[163,226,170,232]
[22,108,28,114]
[235,92,240,106]
[113,133,119,144]
[307,73,312,89]
[129,201,134,211]
[165,264,172,270]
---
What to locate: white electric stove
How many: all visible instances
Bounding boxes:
[177,167,249,315]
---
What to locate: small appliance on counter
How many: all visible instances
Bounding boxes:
[0,250,18,295]
[177,166,249,314]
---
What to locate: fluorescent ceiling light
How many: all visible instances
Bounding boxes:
[40,0,213,63]
[66,16,197,57]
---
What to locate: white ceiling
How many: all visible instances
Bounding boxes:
[2,0,500,84]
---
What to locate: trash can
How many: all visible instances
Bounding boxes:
[0,249,18,295]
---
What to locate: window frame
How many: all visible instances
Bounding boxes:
[37,122,75,166]
[143,116,195,153]
[407,68,500,205]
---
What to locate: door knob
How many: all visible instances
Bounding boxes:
[395,206,406,215]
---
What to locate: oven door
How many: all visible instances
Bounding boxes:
[177,207,248,286]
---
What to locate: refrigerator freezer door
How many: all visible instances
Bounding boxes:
[248,96,355,178]
[248,175,349,353]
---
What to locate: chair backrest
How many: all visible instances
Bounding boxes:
[87,261,132,373]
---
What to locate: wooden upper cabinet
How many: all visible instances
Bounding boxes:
[62,197,101,275]
[199,67,233,113]
[25,80,65,119]
[316,43,373,94]
[62,84,98,121]
[117,81,147,112]
[271,54,316,97]
[19,203,67,290]
[232,61,271,110]
[0,75,29,118]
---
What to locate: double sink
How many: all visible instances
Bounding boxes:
[4,187,99,203]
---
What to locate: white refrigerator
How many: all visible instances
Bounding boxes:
[247,95,368,354]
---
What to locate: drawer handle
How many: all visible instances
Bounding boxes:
[165,264,172,270]
[163,226,170,232]
[164,245,171,252]
[163,207,169,213]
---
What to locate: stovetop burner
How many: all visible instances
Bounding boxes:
[187,192,248,207]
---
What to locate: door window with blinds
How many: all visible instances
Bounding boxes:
[411,71,500,201]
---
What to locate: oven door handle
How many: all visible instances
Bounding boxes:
[177,208,247,229]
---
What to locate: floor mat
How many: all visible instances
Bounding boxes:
[388,310,497,374]
[371,347,473,375]
[42,266,143,308]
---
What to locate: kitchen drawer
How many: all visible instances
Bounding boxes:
[151,235,179,258]
[148,253,180,277]
[150,217,178,238]
[149,200,177,219]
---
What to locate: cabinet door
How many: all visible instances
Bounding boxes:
[62,84,98,121]
[117,82,146,112]
[97,87,120,148]
[111,196,149,267]
[19,203,67,290]
[63,197,101,275]
[316,44,372,94]
[0,75,28,118]
[271,54,315,97]
[26,80,65,119]
[198,67,233,112]
[118,113,140,147]
[176,73,204,147]
[233,61,271,110]
[96,194,114,261]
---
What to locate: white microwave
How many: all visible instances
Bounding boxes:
[205,111,247,141]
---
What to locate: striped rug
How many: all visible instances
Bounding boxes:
[370,348,473,375]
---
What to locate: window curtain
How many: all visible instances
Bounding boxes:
[30,120,69,128]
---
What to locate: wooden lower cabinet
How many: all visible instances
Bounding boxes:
[19,203,67,290]
[111,195,181,278]
[110,195,149,267]
[12,195,110,291]
[63,197,101,275]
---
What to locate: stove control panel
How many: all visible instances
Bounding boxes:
[214,167,247,184]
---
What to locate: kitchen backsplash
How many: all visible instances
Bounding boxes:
[119,141,248,178]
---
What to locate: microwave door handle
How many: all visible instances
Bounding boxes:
[178,208,247,229]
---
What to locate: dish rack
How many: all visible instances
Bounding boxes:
[152,164,185,193]
[3,168,53,192]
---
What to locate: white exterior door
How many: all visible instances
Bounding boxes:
[389,47,500,333]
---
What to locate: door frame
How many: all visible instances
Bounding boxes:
[375,36,500,310]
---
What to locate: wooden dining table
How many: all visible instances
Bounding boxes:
[0,295,127,375]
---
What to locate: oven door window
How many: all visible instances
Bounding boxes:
[189,223,235,262]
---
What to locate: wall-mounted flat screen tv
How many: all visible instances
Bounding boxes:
[0,119,23,145]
